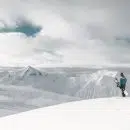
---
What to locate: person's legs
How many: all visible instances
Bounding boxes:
[121,88,126,97]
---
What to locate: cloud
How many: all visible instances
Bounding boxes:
[0,0,129,66]
[0,17,42,37]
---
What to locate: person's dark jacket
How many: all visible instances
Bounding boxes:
[120,77,127,89]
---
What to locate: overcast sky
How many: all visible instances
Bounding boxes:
[0,0,130,67]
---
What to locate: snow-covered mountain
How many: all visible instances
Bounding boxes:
[0,66,129,117]
[0,97,130,130]
[0,66,80,95]
[0,66,43,82]
[19,66,43,77]
[76,70,121,98]
[0,66,127,98]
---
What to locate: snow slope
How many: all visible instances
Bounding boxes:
[0,97,130,130]
[0,84,80,116]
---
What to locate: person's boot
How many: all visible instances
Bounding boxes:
[122,92,126,97]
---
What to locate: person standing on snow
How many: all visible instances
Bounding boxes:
[115,72,127,97]
[120,73,127,97]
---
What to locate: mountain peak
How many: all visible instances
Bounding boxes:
[26,66,36,71]
[21,66,42,78]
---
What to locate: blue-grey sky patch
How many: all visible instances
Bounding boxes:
[0,19,42,37]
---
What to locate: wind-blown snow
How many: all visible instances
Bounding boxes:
[76,70,121,98]
[0,97,130,130]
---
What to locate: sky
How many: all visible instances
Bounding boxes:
[0,0,130,67]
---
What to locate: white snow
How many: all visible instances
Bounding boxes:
[0,67,121,97]
[0,97,130,130]
[76,70,121,98]
[0,66,129,117]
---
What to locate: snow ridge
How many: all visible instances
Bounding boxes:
[76,70,120,98]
